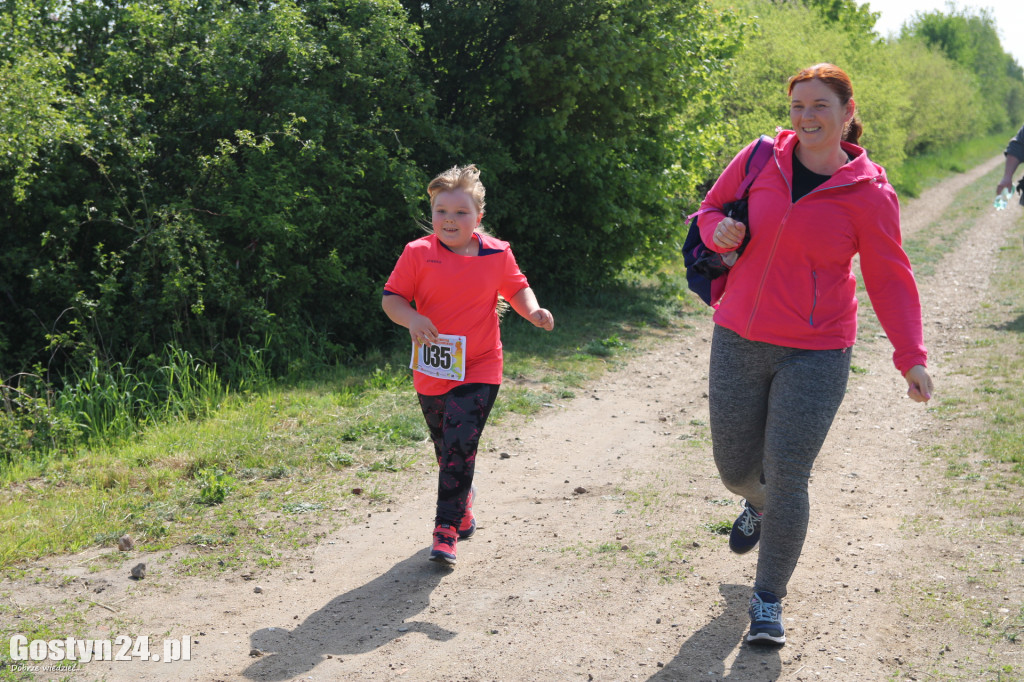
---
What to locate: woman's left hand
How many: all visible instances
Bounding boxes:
[905,365,933,402]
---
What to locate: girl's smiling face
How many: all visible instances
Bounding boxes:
[789,78,854,153]
[432,189,482,255]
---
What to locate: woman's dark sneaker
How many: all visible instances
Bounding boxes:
[729,500,762,554]
[747,591,785,644]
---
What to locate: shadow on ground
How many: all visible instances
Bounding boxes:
[992,313,1024,334]
[242,550,453,681]
[646,583,782,681]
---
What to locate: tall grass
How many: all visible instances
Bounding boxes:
[1,343,272,467]
[54,347,238,443]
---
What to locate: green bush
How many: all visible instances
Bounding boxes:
[1,0,1023,467]
[902,7,1024,134]
[709,0,910,167]
[888,38,984,156]
[1,0,432,379]
[0,381,77,463]
[402,0,743,287]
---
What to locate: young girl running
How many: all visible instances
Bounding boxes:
[382,164,554,566]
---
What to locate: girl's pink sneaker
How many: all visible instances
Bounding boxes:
[458,485,477,539]
[430,524,457,565]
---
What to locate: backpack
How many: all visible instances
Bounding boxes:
[683,135,774,306]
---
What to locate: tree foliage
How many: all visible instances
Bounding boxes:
[1,0,1022,393]
[2,0,744,381]
[902,6,1024,135]
[801,0,879,40]
[711,0,1024,166]
[711,0,908,168]
[2,0,432,378]
[401,0,742,286]
[888,37,982,155]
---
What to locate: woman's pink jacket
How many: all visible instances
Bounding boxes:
[697,130,927,375]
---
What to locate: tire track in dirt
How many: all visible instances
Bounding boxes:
[16,155,1019,682]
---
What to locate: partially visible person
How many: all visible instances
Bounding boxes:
[382,164,554,567]
[996,123,1024,198]
[696,63,933,646]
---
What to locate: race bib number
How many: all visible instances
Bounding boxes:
[410,334,466,382]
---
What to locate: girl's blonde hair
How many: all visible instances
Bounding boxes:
[427,164,486,215]
[426,164,507,316]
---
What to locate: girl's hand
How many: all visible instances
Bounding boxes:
[713,217,747,250]
[409,314,439,345]
[905,365,933,403]
[530,308,554,331]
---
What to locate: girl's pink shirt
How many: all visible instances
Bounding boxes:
[697,130,927,375]
[384,233,529,395]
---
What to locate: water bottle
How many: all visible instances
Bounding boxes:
[994,188,1011,210]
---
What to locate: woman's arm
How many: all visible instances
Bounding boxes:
[857,188,929,376]
[904,364,933,403]
[696,139,765,252]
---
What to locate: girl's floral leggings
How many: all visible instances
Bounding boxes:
[418,383,499,527]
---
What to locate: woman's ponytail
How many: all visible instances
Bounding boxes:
[844,116,863,145]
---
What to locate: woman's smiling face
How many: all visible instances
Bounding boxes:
[789,78,854,153]
[431,189,482,254]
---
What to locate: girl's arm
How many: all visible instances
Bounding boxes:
[508,287,554,330]
[382,295,439,344]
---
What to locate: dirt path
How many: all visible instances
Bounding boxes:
[8,154,1021,682]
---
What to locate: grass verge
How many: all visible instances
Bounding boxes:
[894,179,1024,681]
[0,273,705,571]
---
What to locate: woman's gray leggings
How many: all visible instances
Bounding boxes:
[709,325,851,598]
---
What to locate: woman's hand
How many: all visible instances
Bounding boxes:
[713,217,747,250]
[905,365,933,402]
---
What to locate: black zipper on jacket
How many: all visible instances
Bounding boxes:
[744,153,864,334]
[810,270,818,326]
